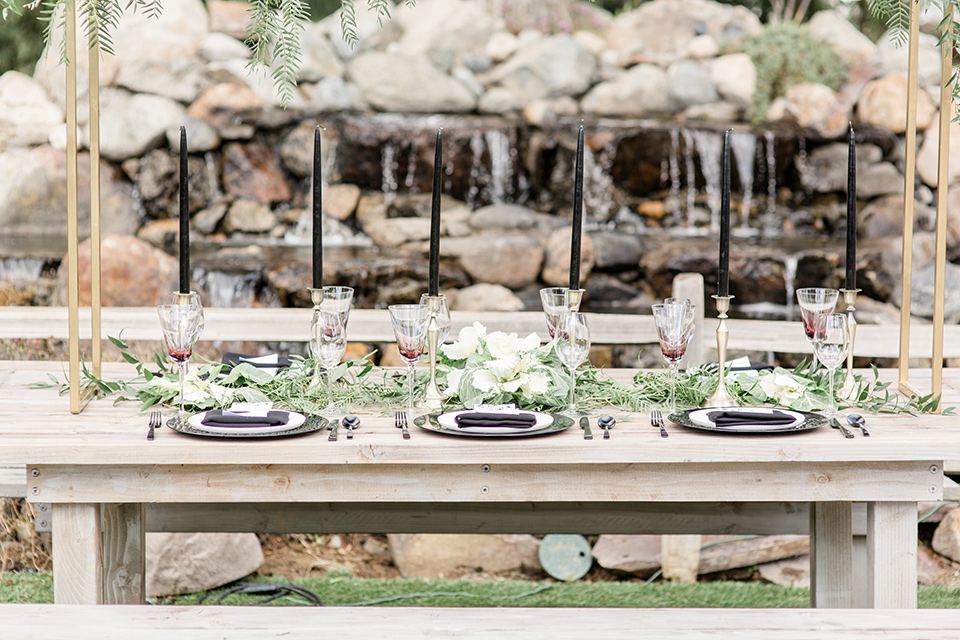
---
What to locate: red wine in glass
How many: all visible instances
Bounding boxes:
[661,346,686,362]
[169,347,192,364]
[399,345,423,361]
[802,315,816,340]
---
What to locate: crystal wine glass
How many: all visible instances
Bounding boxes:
[555,312,591,416]
[813,312,850,418]
[320,286,354,330]
[652,300,696,413]
[539,287,569,338]
[389,304,429,419]
[157,303,205,420]
[310,308,347,417]
[796,288,838,369]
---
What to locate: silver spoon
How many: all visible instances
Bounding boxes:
[597,415,615,439]
[847,414,869,437]
[343,415,360,439]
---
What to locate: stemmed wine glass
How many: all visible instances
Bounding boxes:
[157,303,205,421]
[389,304,429,419]
[813,313,850,418]
[539,287,569,338]
[555,312,591,416]
[796,288,838,369]
[652,300,696,413]
[310,309,347,417]
[320,286,354,330]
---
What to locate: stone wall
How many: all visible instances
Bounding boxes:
[1,0,959,322]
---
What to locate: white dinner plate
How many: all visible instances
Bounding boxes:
[189,410,306,435]
[438,410,553,434]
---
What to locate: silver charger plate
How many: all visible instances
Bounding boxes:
[667,407,827,434]
[167,414,328,439]
[414,413,574,437]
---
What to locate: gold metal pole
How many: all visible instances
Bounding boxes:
[66,0,81,414]
[702,295,738,408]
[929,14,953,413]
[898,0,921,398]
[89,40,102,378]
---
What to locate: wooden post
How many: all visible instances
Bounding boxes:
[809,502,853,608]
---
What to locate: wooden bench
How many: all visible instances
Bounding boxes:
[1,604,960,638]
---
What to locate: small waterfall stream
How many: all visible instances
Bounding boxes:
[763,131,777,216]
[380,142,399,203]
[0,258,47,281]
[783,254,800,319]
[691,130,723,231]
[730,131,755,229]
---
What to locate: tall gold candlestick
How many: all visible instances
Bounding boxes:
[702,295,738,408]
[839,288,860,400]
[423,294,445,409]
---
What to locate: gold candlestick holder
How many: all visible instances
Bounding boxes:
[423,294,446,410]
[839,288,860,400]
[567,288,585,313]
[173,291,200,305]
[702,295,738,408]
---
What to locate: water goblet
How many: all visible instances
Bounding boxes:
[157,303,205,420]
[555,312,591,416]
[539,287,569,338]
[389,304,430,420]
[796,288,838,368]
[310,308,347,417]
[652,301,696,413]
[813,312,850,418]
[320,286,354,330]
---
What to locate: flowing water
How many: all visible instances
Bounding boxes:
[691,130,723,231]
[730,131,755,229]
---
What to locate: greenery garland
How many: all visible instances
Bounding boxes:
[33,333,948,418]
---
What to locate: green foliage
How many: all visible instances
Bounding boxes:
[0,2,44,74]
[868,0,912,46]
[741,22,848,126]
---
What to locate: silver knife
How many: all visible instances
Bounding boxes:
[830,417,854,439]
[579,416,593,440]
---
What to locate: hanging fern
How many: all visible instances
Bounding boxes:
[868,0,912,46]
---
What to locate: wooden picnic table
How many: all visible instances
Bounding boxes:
[1,361,958,608]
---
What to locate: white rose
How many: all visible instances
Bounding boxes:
[442,322,486,360]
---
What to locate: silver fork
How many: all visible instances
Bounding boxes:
[146,410,161,441]
[652,410,668,438]
[395,411,410,440]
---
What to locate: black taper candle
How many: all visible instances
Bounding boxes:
[846,123,857,290]
[569,124,584,291]
[178,126,189,294]
[428,129,443,296]
[718,129,731,297]
[312,126,323,290]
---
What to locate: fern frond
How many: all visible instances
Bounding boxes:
[340,0,358,49]
[37,0,66,65]
[867,0,912,46]
[81,0,122,56]
[367,0,390,27]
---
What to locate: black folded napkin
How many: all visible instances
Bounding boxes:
[222,353,292,370]
[455,412,538,428]
[706,410,796,427]
[201,410,290,428]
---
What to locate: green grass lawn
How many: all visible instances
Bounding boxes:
[4,572,960,608]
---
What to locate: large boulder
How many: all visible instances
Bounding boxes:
[98,89,187,162]
[395,0,501,57]
[484,34,596,103]
[871,29,943,88]
[916,114,960,187]
[782,83,848,139]
[388,534,541,578]
[807,10,876,65]
[443,233,544,289]
[115,58,205,104]
[797,142,883,193]
[857,73,936,134]
[53,235,179,306]
[222,141,291,205]
[0,71,63,148]
[541,227,596,287]
[319,0,402,60]
[667,60,719,110]
[146,533,263,597]
[297,26,345,82]
[347,52,476,113]
[709,54,756,109]
[581,64,669,117]
[604,0,761,65]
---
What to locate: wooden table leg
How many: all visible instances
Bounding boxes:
[809,502,853,608]
[867,501,918,608]
[52,503,102,604]
[100,503,145,604]
[51,503,145,604]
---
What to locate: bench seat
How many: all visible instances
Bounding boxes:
[1,605,960,639]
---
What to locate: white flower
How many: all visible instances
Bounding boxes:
[444,368,463,398]
[442,322,486,360]
[486,353,521,379]
[471,369,499,393]
[522,371,550,396]
[758,371,808,404]
[501,374,527,393]
[486,330,532,359]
